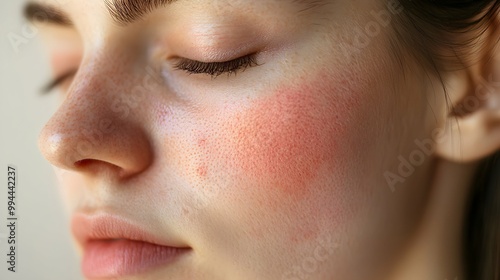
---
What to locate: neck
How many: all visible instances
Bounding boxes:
[389,159,479,280]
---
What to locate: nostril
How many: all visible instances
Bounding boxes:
[73,159,128,179]
[74,159,92,168]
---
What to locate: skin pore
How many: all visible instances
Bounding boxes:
[32,0,500,279]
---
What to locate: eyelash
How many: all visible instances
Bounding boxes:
[43,54,259,93]
[173,54,259,78]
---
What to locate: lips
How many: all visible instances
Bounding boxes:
[71,213,190,279]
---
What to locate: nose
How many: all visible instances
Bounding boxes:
[38,59,153,180]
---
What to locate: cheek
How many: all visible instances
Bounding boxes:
[179,69,369,245]
[199,70,366,245]
[218,72,360,200]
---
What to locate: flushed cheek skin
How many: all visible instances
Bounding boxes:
[177,69,371,278]
[226,74,355,199]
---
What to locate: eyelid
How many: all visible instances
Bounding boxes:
[42,69,77,94]
[172,53,259,78]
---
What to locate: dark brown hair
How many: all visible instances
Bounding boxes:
[395,0,500,72]
[466,153,500,280]
[396,1,500,279]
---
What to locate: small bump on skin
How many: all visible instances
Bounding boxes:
[196,164,208,178]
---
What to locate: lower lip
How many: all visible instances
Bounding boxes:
[82,239,189,279]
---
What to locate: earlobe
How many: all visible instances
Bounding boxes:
[435,40,500,162]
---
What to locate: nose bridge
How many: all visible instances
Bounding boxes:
[72,44,158,119]
[38,49,154,177]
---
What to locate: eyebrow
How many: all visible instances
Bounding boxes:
[105,0,179,25]
[23,0,179,27]
[23,2,72,26]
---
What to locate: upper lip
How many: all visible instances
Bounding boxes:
[71,212,188,249]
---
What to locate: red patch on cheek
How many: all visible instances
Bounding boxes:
[225,75,354,198]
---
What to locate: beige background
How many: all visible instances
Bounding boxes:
[0,1,81,279]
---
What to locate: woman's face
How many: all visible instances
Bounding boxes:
[37,0,446,279]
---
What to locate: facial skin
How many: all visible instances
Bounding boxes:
[33,0,500,279]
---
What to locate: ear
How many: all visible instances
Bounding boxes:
[435,18,500,162]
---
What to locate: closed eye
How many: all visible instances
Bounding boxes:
[173,54,260,78]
